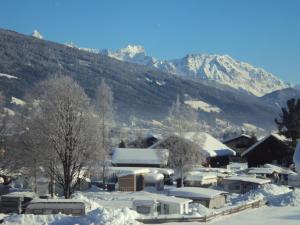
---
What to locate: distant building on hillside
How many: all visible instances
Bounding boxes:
[241,133,294,167]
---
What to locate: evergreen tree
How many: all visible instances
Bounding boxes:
[275,98,300,148]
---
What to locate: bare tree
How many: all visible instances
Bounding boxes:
[166,95,199,136]
[164,95,202,187]
[25,76,99,198]
[95,79,115,186]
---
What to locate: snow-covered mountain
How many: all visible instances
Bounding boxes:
[294,84,300,90]
[101,45,289,96]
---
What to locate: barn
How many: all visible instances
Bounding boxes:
[241,133,293,167]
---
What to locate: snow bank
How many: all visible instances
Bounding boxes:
[3,207,140,225]
[229,184,300,206]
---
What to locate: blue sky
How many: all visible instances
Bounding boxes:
[0,0,299,84]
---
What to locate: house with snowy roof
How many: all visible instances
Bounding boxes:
[111,148,169,168]
[223,134,257,160]
[220,175,271,194]
[150,132,236,167]
[241,133,294,167]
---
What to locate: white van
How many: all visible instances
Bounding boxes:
[25,199,85,216]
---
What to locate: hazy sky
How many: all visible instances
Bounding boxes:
[1,0,299,84]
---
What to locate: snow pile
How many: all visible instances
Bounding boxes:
[229,184,300,206]
[189,203,213,216]
[3,207,140,225]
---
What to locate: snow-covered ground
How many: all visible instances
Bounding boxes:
[163,206,300,225]
[1,185,299,225]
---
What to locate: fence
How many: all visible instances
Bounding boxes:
[137,199,266,224]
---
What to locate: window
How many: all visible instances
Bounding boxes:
[136,206,151,215]
[33,209,43,214]
[163,204,169,214]
[71,209,83,215]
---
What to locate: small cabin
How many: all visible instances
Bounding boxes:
[220,176,271,194]
[25,199,85,216]
[168,187,227,209]
[110,168,150,192]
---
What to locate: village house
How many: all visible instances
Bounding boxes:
[220,176,271,194]
[168,187,227,209]
[150,132,236,168]
[223,134,257,162]
[241,133,294,167]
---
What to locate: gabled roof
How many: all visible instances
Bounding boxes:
[223,134,252,144]
[111,148,169,166]
[223,175,271,185]
[183,132,236,157]
[241,133,289,157]
[150,132,236,158]
[168,187,228,199]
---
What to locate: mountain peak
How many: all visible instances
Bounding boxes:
[31,29,43,39]
[119,45,145,56]
[101,45,288,96]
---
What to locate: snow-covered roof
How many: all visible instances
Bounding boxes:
[248,164,295,175]
[168,187,227,199]
[183,132,236,157]
[3,192,38,199]
[223,176,271,185]
[223,134,252,143]
[111,148,169,166]
[27,199,85,210]
[184,171,218,182]
[241,133,289,157]
[108,167,174,176]
[109,167,151,177]
[144,173,164,183]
